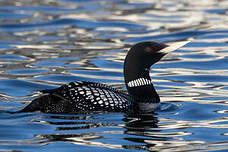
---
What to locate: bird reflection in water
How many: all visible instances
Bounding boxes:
[123,113,168,151]
[33,112,170,151]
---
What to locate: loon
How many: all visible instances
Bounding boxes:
[18,41,189,114]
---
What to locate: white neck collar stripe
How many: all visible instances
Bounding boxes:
[127,78,151,87]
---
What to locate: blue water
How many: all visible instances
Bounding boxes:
[1,0,228,151]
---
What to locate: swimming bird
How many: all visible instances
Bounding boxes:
[18,41,189,114]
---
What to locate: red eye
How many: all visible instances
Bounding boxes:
[145,47,152,53]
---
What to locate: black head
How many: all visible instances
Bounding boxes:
[124,41,168,84]
[126,42,168,70]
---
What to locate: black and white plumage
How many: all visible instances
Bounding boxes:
[19,41,189,114]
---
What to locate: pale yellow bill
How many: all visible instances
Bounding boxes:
[159,41,190,53]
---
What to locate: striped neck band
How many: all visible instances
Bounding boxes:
[127,78,152,87]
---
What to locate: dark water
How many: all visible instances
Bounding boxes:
[0,0,228,151]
